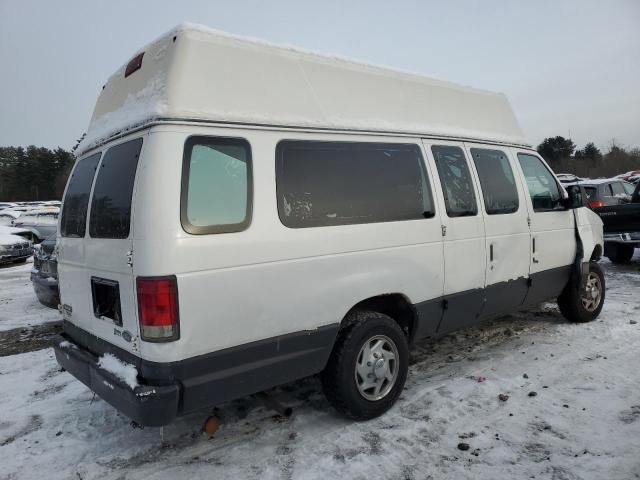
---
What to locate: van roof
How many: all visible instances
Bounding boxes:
[80,23,530,154]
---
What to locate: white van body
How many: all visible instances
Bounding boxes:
[54,24,604,426]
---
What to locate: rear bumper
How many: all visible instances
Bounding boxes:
[604,232,640,244]
[54,320,337,427]
[53,335,180,427]
[31,273,60,309]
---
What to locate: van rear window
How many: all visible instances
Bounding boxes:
[89,138,143,239]
[276,141,434,228]
[60,153,101,237]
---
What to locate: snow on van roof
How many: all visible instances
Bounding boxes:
[79,23,530,153]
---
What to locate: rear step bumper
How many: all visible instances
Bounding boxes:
[52,334,179,427]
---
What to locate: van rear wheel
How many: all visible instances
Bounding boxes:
[321,311,408,420]
[558,262,605,323]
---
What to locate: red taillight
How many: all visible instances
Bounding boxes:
[125,52,144,78]
[588,200,606,209]
[136,276,179,342]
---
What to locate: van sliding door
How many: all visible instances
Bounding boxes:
[464,143,531,318]
[424,140,486,334]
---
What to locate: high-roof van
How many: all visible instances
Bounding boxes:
[53,24,605,427]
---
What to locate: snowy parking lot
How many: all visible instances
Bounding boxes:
[1,256,639,480]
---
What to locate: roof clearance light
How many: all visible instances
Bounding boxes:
[125,52,145,78]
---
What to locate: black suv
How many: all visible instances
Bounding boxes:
[574,179,640,263]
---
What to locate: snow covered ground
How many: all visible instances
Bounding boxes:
[0,259,59,331]
[1,255,639,480]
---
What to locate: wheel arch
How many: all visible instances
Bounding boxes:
[340,293,419,344]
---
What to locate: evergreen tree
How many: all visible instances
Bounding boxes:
[536,136,576,162]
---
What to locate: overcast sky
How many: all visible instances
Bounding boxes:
[1,0,638,151]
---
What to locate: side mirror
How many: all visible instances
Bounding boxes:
[563,185,587,209]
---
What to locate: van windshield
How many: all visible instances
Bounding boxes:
[89,138,143,239]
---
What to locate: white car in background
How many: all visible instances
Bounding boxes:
[0,210,20,227]
[556,173,583,184]
[11,208,60,242]
[0,226,33,265]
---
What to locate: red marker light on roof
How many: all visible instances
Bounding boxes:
[125,52,144,78]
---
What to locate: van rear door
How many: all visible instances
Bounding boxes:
[58,136,144,354]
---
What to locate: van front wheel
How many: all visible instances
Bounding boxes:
[558,262,605,323]
[321,311,408,420]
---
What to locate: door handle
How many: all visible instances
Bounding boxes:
[490,244,494,262]
[532,237,536,254]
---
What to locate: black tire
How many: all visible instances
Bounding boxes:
[558,262,605,323]
[321,310,409,420]
[605,243,635,264]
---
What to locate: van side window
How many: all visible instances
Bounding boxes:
[181,136,252,234]
[517,153,563,212]
[60,152,101,237]
[470,148,519,215]
[431,145,478,217]
[90,138,143,239]
[276,141,434,228]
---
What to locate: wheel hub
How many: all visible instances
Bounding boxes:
[581,272,602,312]
[355,335,400,401]
[373,358,386,379]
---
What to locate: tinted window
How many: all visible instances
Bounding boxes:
[471,148,519,215]
[89,138,142,239]
[431,145,478,217]
[517,153,563,212]
[584,186,597,200]
[60,153,101,237]
[277,141,433,228]
[181,136,252,234]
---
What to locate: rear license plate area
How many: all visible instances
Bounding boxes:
[91,277,123,326]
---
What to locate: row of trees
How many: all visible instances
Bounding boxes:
[537,136,640,178]
[0,146,75,201]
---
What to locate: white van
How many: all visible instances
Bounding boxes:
[54,24,605,427]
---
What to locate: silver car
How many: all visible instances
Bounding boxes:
[11,209,59,242]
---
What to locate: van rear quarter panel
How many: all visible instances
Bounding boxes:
[135,126,444,362]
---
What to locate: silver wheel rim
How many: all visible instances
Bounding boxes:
[581,272,602,312]
[354,335,399,401]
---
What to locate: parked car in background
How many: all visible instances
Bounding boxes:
[556,173,583,184]
[0,202,18,210]
[568,178,637,209]
[571,180,640,263]
[0,229,33,265]
[0,210,20,227]
[31,233,59,308]
[11,208,59,242]
[615,170,640,182]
